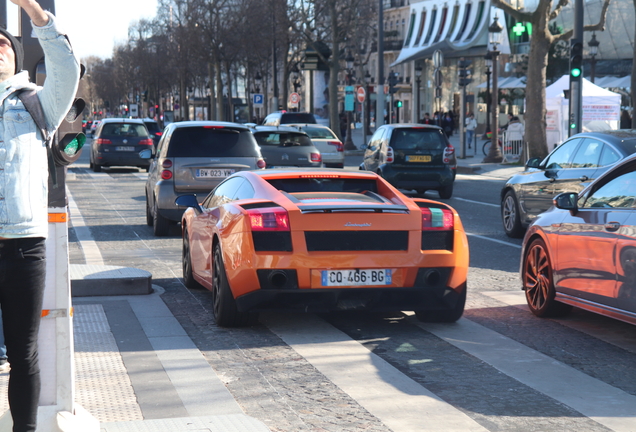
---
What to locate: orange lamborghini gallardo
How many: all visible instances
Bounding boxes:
[176,169,469,327]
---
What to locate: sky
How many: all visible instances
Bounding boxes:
[8,0,159,60]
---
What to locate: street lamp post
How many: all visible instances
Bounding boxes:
[254,72,262,123]
[484,16,504,163]
[483,52,492,138]
[364,70,372,136]
[415,64,422,123]
[291,65,301,112]
[588,32,600,83]
[344,51,356,150]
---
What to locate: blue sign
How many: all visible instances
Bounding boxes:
[345,86,355,112]
[253,94,264,106]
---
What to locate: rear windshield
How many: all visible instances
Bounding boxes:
[167,127,259,157]
[281,113,317,124]
[100,123,148,138]
[266,178,377,194]
[254,132,313,147]
[301,126,337,139]
[143,121,161,133]
[389,128,448,151]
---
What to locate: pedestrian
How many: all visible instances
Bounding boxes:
[422,112,434,125]
[505,116,525,154]
[620,110,632,129]
[465,113,477,149]
[442,111,455,136]
[339,113,348,139]
[501,113,514,131]
[0,310,8,373]
[0,1,80,431]
[433,111,441,126]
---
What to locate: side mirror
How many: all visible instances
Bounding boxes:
[175,194,203,214]
[526,157,541,169]
[139,149,153,159]
[360,144,368,150]
[554,192,578,213]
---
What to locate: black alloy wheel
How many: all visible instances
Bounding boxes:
[212,245,258,327]
[523,238,572,317]
[502,190,524,238]
[415,284,466,323]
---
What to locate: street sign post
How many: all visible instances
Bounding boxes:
[253,94,264,107]
[356,86,366,103]
[289,92,300,109]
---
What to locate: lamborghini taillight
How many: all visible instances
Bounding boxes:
[247,207,290,231]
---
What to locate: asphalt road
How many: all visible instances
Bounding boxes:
[65,142,636,432]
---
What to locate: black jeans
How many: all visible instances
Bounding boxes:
[0,238,46,432]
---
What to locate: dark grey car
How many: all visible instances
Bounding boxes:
[501,130,636,238]
[90,118,154,172]
[251,126,322,168]
[145,121,266,236]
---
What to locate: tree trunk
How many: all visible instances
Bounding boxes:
[524,11,552,159]
[216,56,224,121]
[208,62,216,121]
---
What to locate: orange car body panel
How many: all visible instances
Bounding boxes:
[181,170,469,304]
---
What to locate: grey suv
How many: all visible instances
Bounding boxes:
[145,121,266,236]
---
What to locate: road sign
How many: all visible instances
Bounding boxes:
[288,92,300,108]
[253,94,264,107]
[129,103,138,118]
[356,86,366,103]
[433,50,444,68]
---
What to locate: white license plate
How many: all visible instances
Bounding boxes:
[321,269,392,287]
[196,169,235,178]
[115,146,135,151]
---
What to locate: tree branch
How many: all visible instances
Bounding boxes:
[552,0,611,42]
[549,0,570,21]
[490,0,534,22]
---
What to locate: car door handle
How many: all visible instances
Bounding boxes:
[580,175,589,181]
[605,222,621,232]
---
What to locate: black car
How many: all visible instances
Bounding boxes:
[89,118,154,172]
[262,111,317,126]
[521,152,636,325]
[142,118,163,148]
[359,124,457,198]
[501,130,636,238]
[250,125,322,168]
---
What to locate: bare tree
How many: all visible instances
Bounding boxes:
[491,0,611,158]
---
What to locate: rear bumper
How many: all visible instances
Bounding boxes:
[235,268,464,313]
[155,181,213,222]
[381,165,454,190]
[95,152,150,167]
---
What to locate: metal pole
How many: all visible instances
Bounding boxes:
[416,77,421,123]
[591,56,596,83]
[484,50,503,162]
[570,0,584,136]
[0,0,7,29]
[485,68,491,136]
[459,84,466,158]
[376,0,385,128]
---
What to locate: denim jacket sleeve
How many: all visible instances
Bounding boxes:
[32,12,81,134]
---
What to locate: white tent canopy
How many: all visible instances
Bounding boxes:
[595,75,632,89]
[545,75,621,147]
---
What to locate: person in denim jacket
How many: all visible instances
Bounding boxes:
[0,1,80,431]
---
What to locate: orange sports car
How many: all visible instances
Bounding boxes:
[176,169,469,327]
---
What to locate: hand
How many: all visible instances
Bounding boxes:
[9,0,49,27]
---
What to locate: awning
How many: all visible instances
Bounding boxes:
[476,76,526,89]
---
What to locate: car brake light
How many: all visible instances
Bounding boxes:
[247,207,290,231]
[139,138,154,145]
[161,170,173,180]
[328,141,344,152]
[311,152,322,163]
[155,132,163,137]
[257,159,266,169]
[386,146,394,163]
[421,208,454,230]
[299,174,340,178]
[162,159,173,168]
[203,126,225,129]
[96,138,112,145]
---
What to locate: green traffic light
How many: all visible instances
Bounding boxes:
[570,123,576,129]
[571,68,582,78]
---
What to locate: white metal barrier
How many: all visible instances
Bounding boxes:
[501,131,525,163]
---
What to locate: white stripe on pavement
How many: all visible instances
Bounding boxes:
[262,313,488,432]
[67,189,104,266]
[453,197,499,208]
[417,318,636,432]
[466,233,522,248]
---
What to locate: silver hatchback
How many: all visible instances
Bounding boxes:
[145,121,265,236]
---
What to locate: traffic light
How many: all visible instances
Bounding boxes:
[570,41,583,79]
[388,71,399,94]
[569,113,577,130]
[458,58,473,87]
[394,100,403,108]
[143,90,148,102]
